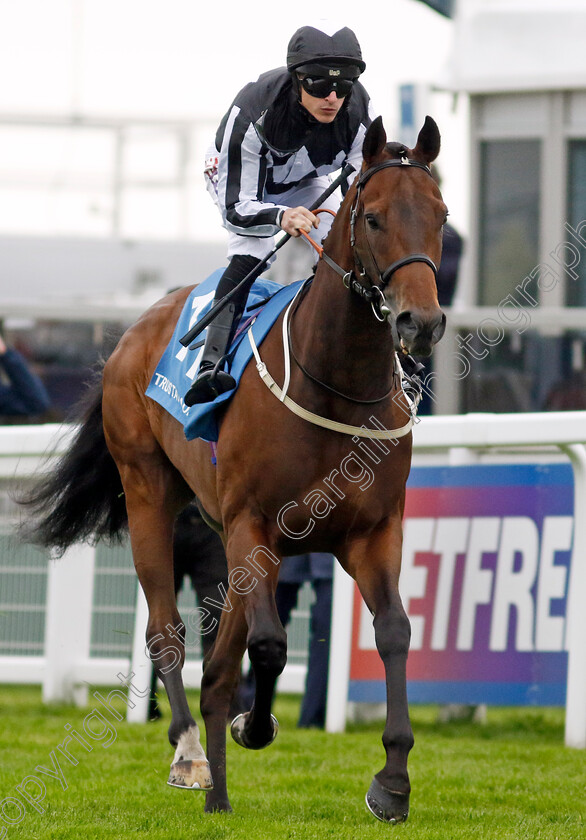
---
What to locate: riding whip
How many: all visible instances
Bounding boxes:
[179,162,356,348]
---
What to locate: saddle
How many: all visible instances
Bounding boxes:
[146,269,303,442]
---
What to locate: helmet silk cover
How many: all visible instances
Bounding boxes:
[287,25,366,74]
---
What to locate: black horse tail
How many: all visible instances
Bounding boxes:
[19,372,128,555]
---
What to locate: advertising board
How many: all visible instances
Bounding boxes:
[349,464,573,706]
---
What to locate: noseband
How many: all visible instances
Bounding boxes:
[321,155,438,321]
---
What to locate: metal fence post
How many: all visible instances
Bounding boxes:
[126,583,152,722]
[561,443,586,749]
[325,563,355,733]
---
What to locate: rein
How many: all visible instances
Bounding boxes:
[300,223,388,322]
[286,274,398,405]
[306,156,439,321]
[246,156,437,439]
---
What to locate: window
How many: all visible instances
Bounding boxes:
[566,140,586,306]
[478,140,541,306]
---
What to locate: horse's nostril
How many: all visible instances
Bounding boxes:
[433,311,447,343]
[395,311,419,341]
[396,309,446,354]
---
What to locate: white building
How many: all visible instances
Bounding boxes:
[434,0,586,414]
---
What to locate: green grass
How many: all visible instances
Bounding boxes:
[0,685,584,839]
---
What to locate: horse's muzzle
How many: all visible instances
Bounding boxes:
[395,309,446,357]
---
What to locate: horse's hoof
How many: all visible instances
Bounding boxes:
[167,758,213,790]
[365,778,409,824]
[204,797,233,814]
[230,712,279,750]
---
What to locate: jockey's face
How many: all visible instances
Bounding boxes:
[299,83,346,123]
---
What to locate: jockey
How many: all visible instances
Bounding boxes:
[184,23,376,406]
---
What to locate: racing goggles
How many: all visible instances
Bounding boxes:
[298,75,355,99]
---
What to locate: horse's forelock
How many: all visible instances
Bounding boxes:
[384,142,410,159]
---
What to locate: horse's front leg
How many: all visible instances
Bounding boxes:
[228,524,285,750]
[200,518,285,811]
[345,518,413,824]
[199,598,248,813]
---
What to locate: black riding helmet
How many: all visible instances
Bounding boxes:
[258,24,365,152]
[287,25,365,104]
[287,25,366,75]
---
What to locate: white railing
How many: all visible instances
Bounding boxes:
[2,416,586,747]
[326,411,586,749]
[0,424,129,704]
[0,424,305,714]
[417,412,586,749]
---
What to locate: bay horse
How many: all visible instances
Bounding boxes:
[24,116,447,823]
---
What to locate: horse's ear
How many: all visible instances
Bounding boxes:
[412,116,441,165]
[362,116,387,165]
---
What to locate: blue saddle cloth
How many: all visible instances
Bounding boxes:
[146,269,303,442]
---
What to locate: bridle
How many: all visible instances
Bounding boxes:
[319,154,439,321]
[245,154,438,438]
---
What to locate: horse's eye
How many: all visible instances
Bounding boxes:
[365,214,379,230]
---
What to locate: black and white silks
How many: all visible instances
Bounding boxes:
[211,68,376,246]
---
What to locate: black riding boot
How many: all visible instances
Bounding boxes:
[184,302,240,406]
[184,255,262,406]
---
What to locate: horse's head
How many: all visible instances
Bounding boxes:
[352,116,447,357]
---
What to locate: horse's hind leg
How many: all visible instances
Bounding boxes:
[103,386,213,792]
[124,469,213,790]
